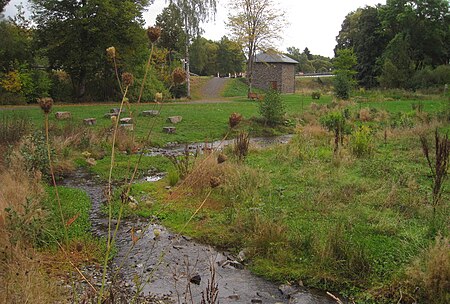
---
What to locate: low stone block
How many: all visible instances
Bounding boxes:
[141,110,160,117]
[104,113,118,118]
[120,117,133,124]
[55,111,71,120]
[167,116,182,124]
[163,126,176,134]
[120,124,134,131]
[83,118,96,126]
[110,107,126,114]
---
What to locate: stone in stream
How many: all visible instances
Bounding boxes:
[83,118,96,125]
[251,299,263,304]
[163,126,176,134]
[55,111,71,120]
[189,274,201,285]
[141,110,160,117]
[167,116,182,124]
[279,284,298,297]
[228,294,240,300]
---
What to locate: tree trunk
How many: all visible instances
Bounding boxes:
[247,48,254,94]
[184,13,191,98]
[72,69,87,100]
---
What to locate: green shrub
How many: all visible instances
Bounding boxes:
[334,73,351,100]
[20,130,53,178]
[350,125,374,157]
[320,111,350,153]
[311,91,321,99]
[167,168,180,186]
[259,89,285,126]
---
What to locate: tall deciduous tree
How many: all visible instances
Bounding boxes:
[155,3,185,63]
[31,0,150,100]
[227,0,286,93]
[168,0,217,98]
[0,0,11,13]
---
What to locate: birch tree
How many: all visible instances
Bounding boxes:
[168,0,216,98]
[227,0,286,93]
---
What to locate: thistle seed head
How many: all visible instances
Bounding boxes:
[147,26,161,43]
[172,67,186,85]
[106,46,116,59]
[38,97,53,114]
[121,72,134,87]
[210,177,221,188]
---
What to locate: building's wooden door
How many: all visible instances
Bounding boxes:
[270,81,278,90]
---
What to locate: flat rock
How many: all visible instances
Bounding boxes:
[163,126,176,134]
[279,284,298,297]
[55,111,71,120]
[83,118,96,126]
[120,124,134,131]
[110,108,126,114]
[104,113,118,118]
[141,110,160,117]
[120,117,133,124]
[167,116,182,124]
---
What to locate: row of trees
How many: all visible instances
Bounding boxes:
[285,47,332,74]
[335,0,450,89]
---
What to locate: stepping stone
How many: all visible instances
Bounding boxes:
[120,117,133,124]
[141,110,160,117]
[110,108,126,114]
[120,124,134,131]
[83,118,96,126]
[167,116,182,124]
[55,111,71,120]
[104,113,118,118]
[163,126,176,134]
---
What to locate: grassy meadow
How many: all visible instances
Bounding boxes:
[1,80,449,303]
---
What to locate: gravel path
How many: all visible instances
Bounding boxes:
[200,77,230,100]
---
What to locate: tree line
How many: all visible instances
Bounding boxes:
[334,0,449,90]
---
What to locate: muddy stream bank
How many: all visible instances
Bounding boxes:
[60,137,340,304]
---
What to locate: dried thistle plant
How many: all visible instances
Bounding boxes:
[146,26,161,43]
[172,67,186,85]
[38,97,53,114]
[106,46,116,59]
[121,72,134,87]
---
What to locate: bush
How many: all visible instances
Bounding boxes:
[311,91,321,99]
[350,125,374,157]
[334,73,351,100]
[259,89,285,126]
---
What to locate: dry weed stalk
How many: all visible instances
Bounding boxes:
[234,131,250,161]
[419,129,449,214]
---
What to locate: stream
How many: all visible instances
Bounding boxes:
[60,136,340,304]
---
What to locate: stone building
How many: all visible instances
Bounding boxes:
[253,52,298,93]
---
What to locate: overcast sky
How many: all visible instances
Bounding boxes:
[4,0,386,58]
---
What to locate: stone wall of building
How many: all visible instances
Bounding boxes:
[253,63,295,93]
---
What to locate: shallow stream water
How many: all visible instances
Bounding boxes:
[60,136,341,304]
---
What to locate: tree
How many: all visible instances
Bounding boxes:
[378,33,414,88]
[303,47,313,61]
[217,36,244,75]
[155,3,185,63]
[227,0,286,93]
[190,36,218,75]
[333,48,357,99]
[168,0,217,98]
[31,0,150,100]
[0,0,11,13]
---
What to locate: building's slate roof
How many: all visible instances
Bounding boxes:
[254,52,299,64]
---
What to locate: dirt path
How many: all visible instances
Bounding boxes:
[200,77,230,100]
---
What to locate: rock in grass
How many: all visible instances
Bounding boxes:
[55,111,71,120]
[104,113,118,118]
[163,126,176,134]
[167,116,182,124]
[141,110,160,117]
[120,124,134,131]
[120,117,133,124]
[83,118,96,126]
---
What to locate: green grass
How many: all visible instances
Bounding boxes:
[43,186,93,245]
